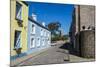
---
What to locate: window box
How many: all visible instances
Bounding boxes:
[15,18,23,23]
[13,47,22,56]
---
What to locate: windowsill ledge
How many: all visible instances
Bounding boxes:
[31,32,36,35]
[13,47,22,50]
[15,18,23,23]
[30,47,35,49]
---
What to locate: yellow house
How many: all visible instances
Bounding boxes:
[11,0,28,57]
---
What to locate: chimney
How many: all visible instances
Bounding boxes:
[42,22,45,27]
[32,13,37,21]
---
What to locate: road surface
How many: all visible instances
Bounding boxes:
[19,41,70,66]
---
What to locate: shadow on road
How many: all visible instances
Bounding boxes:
[59,42,79,56]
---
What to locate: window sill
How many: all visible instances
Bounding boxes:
[15,18,23,23]
[31,32,35,35]
[13,47,22,50]
[30,47,35,49]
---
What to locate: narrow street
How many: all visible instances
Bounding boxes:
[19,41,70,66]
[18,41,94,66]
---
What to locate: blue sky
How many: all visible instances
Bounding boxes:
[26,1,74,35]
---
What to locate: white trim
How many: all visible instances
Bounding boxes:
[42,38,45,46]
[31,24,35,34]
[37,37,41,47]
[30,37,35,48]
[41,29,43,36]
[16,2,22,20]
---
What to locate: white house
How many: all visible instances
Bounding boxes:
[27,14,51,54]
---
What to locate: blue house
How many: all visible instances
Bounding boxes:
[27,13,51,54]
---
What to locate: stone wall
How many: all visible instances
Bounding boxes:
[69,5,95,58]
[80,5,95,31]
[75,33,80,56]
[80,30,95,58]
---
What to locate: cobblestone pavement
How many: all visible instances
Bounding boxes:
[19,41,70,66]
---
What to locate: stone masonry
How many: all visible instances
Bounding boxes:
[69,5,95,58]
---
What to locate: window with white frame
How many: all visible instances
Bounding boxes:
[47,32,50,37]
[30,38,35,48]
[45,31,46,36]
[37,38,40,47]
[41,29,43,36]
[32,24,35,34]
[44,30,46,36]
[16,2,22,20]
[42,39,45,46]
[48,38,50,45]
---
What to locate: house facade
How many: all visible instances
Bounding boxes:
[27,14,51,54]
[11,0,28,57]
[69,5,95,56]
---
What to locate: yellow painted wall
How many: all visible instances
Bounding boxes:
[11,0,28,56]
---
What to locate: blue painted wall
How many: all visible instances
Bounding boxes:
[27,19,51,54]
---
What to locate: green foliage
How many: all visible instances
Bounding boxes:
[48,22,61,31]
[51,34,69,41]
[51,34,60,41]
[47,22,69,42]
[47,22,61,36]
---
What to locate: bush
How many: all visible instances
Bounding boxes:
[51,35,68,41]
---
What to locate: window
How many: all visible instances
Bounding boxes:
[41,29,43,36]
[48,33,49,37]
[16,2,22,21]
[37,38,40,47]
[14,31,21,49]
[32,24,35,34]
[42,39,45,46]
[44,30,46,36]
[30,38,35,48]
[45,31,46,36]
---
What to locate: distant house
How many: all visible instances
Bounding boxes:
[27,13,51,54]
[69,5,95,56]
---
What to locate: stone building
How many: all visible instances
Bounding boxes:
[69,5,95,58]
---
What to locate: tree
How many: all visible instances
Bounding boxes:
[47,22,61,35]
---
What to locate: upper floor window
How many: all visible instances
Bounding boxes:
[32,24,35,34]
[16,2,22,21]
[37,38,40,47]
[41,29,43,36]
[44,30,46,36]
